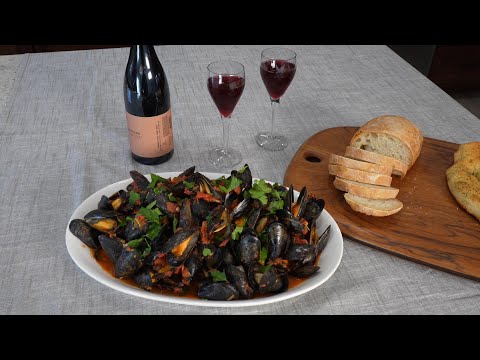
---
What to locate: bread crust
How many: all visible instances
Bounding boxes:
[333,177,399,199]
[447,143,480,221]
[328,164,392,186]
[329,154,392,175]
[344,193,403,216]
[344,146,408,177]
[350,115,423,168]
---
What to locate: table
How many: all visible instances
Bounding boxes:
[1,45,480,314]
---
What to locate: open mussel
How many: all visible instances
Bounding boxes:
[98,190,129,212]
[248,265,288,294]
[182,254,202,284]
[84,209,122,233]
[161,228,199,267]
[197,282,239,301]
[207,206,229,235]
[69,219,101,249]
[231,164,252,191]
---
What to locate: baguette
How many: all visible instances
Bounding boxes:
[344,193,403,216]
[328,164,392,186]
[345,146,408,177]
[333,177,399,199]
[350,115,423,168]
[329,154,392,175]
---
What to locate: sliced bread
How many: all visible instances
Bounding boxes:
[344,146,408,177]
[329,154,392,175]
[328,164,392,186]
[333,177,399,199]
[344,193,403,216]
[350,115,423,168]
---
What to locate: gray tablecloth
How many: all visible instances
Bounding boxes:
[1,45,480,314]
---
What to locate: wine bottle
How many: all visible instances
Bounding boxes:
[124,45,174,165]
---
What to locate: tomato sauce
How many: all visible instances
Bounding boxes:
[93,248,309,299]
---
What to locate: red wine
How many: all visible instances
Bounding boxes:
[260,59,296,100]
[207,75,245,118]
[124,45,174,165]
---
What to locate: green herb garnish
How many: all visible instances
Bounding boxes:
[259,247,268,265]
[173,217,179,233]
[146,200,157,210]
[231,225,244,241]
[168,193,178,202]
[259,264,272,273]
[238,165,248,174]
[126,216,134,222]
[210,270,227,282]
[127,238,144,248]
[249,179,273,205]
[219,176,243,193]
[138,207,160,224]
[183,180,195,190]
[202,248,212,257]
[148,174,167,189]
[118,218,127,227]
[268,199,284,214]
[129,191,140,205]
[146,222,162,240]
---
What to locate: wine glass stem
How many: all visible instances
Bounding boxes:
[270,98,280,137]
[222,115,231,156]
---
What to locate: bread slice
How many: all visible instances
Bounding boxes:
[344,193,403,216]
[350,115,423,168]
[345,146,408,177]
[334,177,399,199]
[329,154,392,175]
[328,164,392,186]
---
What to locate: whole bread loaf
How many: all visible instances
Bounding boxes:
[350,115,423,169]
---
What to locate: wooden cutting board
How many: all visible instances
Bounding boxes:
[284,126,480,280]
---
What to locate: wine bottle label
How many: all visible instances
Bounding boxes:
[126,109,174,158]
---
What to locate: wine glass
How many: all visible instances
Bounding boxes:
[256,48,297,151]
[207,60,245,168]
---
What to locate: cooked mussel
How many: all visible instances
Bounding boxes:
[207,206,229,235]
[231,197,251,219]
[197,282,239,301]
[178,198,195,229]
[115,247,143,278]
[237,234,261,268]
[182,254,202,284]
[98,234,125,263]
[225,265,254,299]
[231,164,252,191]
[84,209,122,233]
[69,219,101,249]
[248,265,288,294]
[124,216,149,241]
[134,270,155,291]
[291,265,320,278]
[303,198,325,224]
[129,170,150,191]
[267,222,290,259]
[161,228,199,267]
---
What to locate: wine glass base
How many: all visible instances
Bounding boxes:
[255,133,288,151]
[208,148,242,168]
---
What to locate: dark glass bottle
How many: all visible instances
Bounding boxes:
[124,45,174,165]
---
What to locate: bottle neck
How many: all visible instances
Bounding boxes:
[129,45,157,65]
